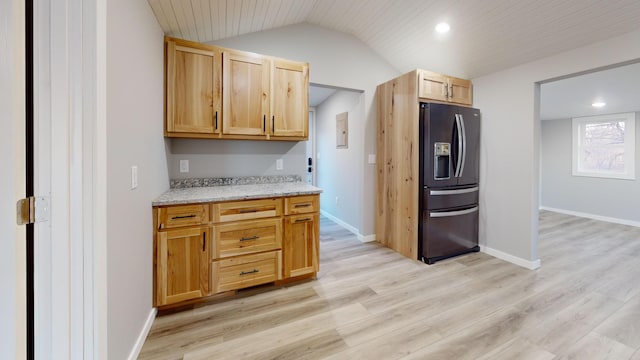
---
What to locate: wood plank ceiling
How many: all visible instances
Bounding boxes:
[148,0,640,78]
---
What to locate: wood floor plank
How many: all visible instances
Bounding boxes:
[594,293,640,349]
[182,303,369,360]
[476,338,555,360]
[554,332,636,360]
[325,319,442,360]
[401,306,541,360]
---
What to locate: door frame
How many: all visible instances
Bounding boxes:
[33,0,107,358]
[307,107,317,186]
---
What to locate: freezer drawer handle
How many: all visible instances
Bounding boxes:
[430,206,478,218]
[429,186,479,196]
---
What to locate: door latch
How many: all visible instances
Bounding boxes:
[16,196,50,225]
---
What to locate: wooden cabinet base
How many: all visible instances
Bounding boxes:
[154,194,320,310]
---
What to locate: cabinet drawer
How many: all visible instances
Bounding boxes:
[212,218,282,259]
[284,195,319,215]
[157,204,209,230]
[212,198,282,223]
[212,251,282,293]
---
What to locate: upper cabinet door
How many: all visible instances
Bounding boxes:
[270,60,309,138]
[223,50,270,136]
[165,39,221,135]
[448,77,473,106]
[418,70,449,103]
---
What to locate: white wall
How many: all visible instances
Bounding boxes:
[473,29,640,266]
[541,114,640,224]
[106,0,168,358]
[198,23,400,236]
[315,89,365,229]
[168,139,307,180]
[0,0,25,358]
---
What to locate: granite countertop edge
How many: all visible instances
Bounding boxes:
[152,182,323,207]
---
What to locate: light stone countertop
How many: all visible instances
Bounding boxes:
[152,182,322,206]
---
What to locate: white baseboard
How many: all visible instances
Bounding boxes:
[359,234,376,243]
[480,246,541,270]
[127,307,157,360]
[320,210,376,243]
[540,206,640,228]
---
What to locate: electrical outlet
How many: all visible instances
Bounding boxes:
[335,196,339,205]
[276,159,283,170]
[179,159,189,173]
[131,166,138,189]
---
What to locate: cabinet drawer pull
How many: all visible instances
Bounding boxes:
[240,235,259,242]
[240,269,259,276]
[203,232,206,252]
[294,203,311,208]
[239,209,258,213]
[171,214,196,220]
[295,218,312,223]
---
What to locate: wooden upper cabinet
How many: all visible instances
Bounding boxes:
[165,37,221,136]
[447,76,473,106]
[222,50,270,136]
[270,60,309,138]
[418,70,472,106]
[164,37,309,141]
[418,71,449,103]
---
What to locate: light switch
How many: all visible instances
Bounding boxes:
[368,154,376,164]
[131,166,138,189]
[179,159,189,173]
[276,159,283,170]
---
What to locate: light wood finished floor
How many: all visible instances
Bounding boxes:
[139,211,640,359]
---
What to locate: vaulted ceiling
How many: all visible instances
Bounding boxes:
[147,0,640,78]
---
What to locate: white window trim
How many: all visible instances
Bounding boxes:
[572,112,636,180]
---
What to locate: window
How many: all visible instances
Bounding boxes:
[572,112,635,179]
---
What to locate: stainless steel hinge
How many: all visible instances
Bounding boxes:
[16,196,50,225]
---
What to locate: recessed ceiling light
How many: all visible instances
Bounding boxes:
[435,22,450,34]
[592,102,606,108]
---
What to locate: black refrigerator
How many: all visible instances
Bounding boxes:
[419,103,480,264]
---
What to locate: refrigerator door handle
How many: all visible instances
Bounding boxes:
[459,114,467,177]
[430,206,478,218]
[429,186,479,195]
[454,114,463,177]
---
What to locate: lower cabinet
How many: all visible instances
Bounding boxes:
[156,226,210,306]
[154,194,320,308]
[284,213,319,278]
